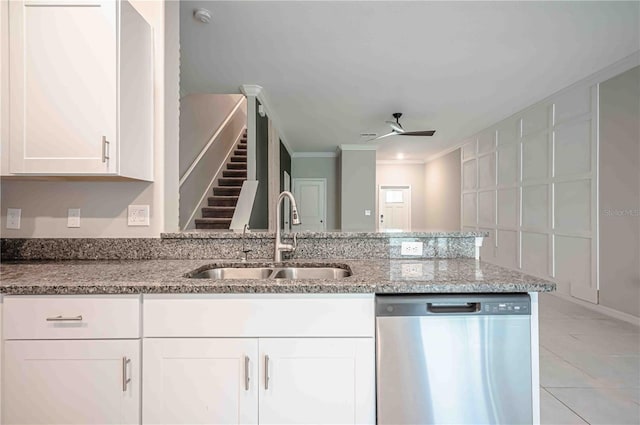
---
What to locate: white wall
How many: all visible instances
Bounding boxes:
[0,0,170,238]
[461,55,640,306]
[376,162,426,231]
[424,149,461,231]
[179,95,246,230]
[179,94,244,176]
[599,66,640,318]
[1,0,9,180]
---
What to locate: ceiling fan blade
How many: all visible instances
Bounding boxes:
[399,130,436,136]
[368,131,397,142]
[385,120,404,133]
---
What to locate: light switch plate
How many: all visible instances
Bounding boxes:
[128,205,150,226]
[6,208,21,229]
[401,241,423,256]
[364,210,371,216]
[67,208,81,228]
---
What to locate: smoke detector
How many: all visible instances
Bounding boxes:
[193,8,212,24]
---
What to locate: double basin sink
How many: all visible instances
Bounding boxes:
[187,264,352,280]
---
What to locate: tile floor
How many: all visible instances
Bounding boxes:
[539,293,640,424]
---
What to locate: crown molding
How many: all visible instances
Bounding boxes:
[240,84,263,97]
[377,159,425,165]
[240,84,294,155]
[292,152,337,158]
[440,50,640,162]
[424,145,463,164]
[339,144,377,151]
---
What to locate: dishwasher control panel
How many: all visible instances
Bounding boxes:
[376,294,531,316]
[483,301,530,314]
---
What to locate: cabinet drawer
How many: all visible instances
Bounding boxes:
[143,294,375,338]
[3,295,141,340]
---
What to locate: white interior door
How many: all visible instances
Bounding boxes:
[143,338,258,425]
[3,339,140,425]
[293,178,326,231]
[259,338,375,425]
[379,186,411,232]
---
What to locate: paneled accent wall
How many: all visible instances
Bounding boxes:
[462,85,598,303]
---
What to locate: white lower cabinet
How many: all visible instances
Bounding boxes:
[259,338,375,425]
[1,294,375,425]
[143,338,259,425]
[142,337,374,425]
[3,339,140,425]
[142,294,376,425]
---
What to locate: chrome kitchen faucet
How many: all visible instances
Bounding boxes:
[274,191,301,262]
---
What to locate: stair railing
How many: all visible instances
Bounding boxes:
[180,95,247,230]
[179,97,245,187]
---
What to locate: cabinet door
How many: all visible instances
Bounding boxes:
[9,0,117,174]
[259,338,375,425]
[143,338,258,425]
[3,339,140,425]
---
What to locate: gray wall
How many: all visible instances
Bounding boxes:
[599,66,640,318]
[249,99,269,230]
[424,149,462,231]
[376,163,426,231]
[292,156,339,231]
[340,149,376,231]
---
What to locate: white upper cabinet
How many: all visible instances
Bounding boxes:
[7,0,153,180]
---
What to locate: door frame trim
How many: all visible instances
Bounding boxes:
[292,178,328,231]
[377,185,412,232]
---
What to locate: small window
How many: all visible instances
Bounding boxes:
[385,190,403,203]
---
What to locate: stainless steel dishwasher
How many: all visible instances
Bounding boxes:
[376,294,532,425]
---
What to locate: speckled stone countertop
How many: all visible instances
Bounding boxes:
[0,258,555,295]
[160,231,488,239]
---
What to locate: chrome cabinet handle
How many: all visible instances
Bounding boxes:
[122,357,131,392]
[264,355,270,390]
[46,315,83,322]
[102,136,110,163]
[244,356,250,391]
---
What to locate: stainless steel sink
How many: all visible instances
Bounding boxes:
[189,267,274,279]
[187,264,352,280]
[272,267,351,279]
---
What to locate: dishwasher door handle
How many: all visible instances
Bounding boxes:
[426,302,480,314]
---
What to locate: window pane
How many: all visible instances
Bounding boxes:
[385,190,403,203]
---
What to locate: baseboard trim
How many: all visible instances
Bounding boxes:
[550,292,640,327]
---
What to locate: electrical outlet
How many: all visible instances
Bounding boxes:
[401,241,423,256]
[6,208,21,229]
[67,208,81,228]
[401,263,423,278]
[128,205,150,226]
[364,210,371,216]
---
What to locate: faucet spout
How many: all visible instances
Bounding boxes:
[274,191,301,262]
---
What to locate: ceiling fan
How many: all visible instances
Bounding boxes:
[369,113,436,141]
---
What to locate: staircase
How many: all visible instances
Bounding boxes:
[195,130,247,229]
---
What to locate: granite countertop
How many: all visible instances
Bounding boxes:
[160,231,488,239]
[0,258,555,295]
